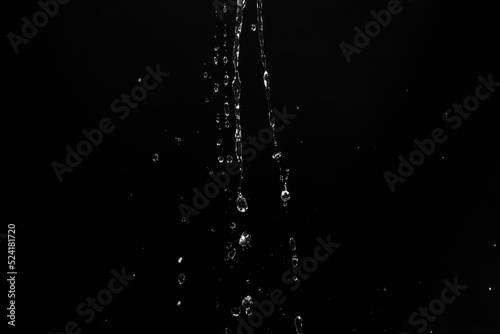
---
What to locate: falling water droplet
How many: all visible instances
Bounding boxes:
[178,273,186,284]
[203,72,208,78]
[245,309,253,316]
[246,279,250,285]
[216,115,220,123]
[223,4,228,13]
[236,193,248,212]
[152,153,159,162]
[177,301,181,306]
[205,97,210,103]
[272,151,282,160]
[292,255,298,267]
[223,32,228,38]
[226,242,232,249]
[214,56,218,65]
[251,24,256,31]
[225,120,230,128]
[175,136,182,143]
[229,222,236,229]
[215,301,220,308]
[239,231,251,249]
[178,257,183,263]
[226,155,233,163]
[214,83,219,92]
[223,56,228,64]
[242,295,254,309]
[218,156,225,163]
[228,248,237,259]
[231,307,241,317]
[224,102,230,116]
[224,74,230,85]
[281,189,290,206]
[217,139,223,146]
[294,316,303,334]
[289,237,296,251]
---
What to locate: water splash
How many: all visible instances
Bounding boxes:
[232,0,247,213]
[256,0,290,206]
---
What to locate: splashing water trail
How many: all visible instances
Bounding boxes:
[232,0,248,212]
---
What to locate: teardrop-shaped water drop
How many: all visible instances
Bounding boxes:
[294,316,303,334]
[236,194,248,212]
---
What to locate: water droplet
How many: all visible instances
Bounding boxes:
[242,295,253,309]
[214,83,219,93]
[224,102,230,116]
[229,222,237,229]
[228,248,237,259]
[152,153,159,162]
[226,155,233,163]
[218,156,224,163]
[239,231,251,249]
[236,194,248,212]
[217,139,223,146]
[181,217,188,224]
[251,24,256,31]
[205,98,210,103]
[216,115,220,123]
[292,255,298,267]
[225,120,230,128]
[246,279,250,285]
[178,273,186,284]
[225,327,231,334]
[224,74,230,85]
[289,237,296,251]
[211,228,216,232]
[231,307,241,317]
[223,32,227,38]
[245,309,253,316]
[177,301,181,306]
[294,316,303,334]
[175,136,182,143]
[223,4,228,13]
[203,72,208,78]
[293,275,299,282]
[281,190,290,206]
[223,56,228,64]
[215,301,220,308]
[178,257,183,263]
[272,151,282,160]
[226,242,232,249]
[214,56,218,65]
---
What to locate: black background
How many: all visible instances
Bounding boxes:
[2,0,499,333]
